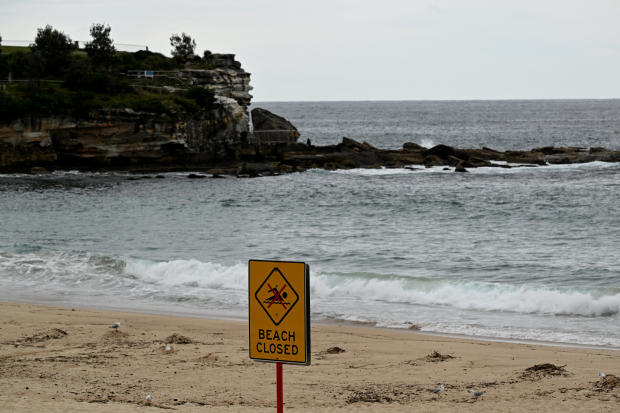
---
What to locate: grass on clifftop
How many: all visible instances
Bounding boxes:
[0,46,30,55]
[0,82,216,122]
[0,47,217,123]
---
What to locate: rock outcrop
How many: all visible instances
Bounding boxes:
[250,107,300,144]
[229,138,620,177]
[0,106,252,171]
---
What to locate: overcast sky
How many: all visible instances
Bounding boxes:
[1,0,619,101]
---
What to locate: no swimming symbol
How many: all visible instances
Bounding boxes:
[265,284,290,309]
[255,268,299,325]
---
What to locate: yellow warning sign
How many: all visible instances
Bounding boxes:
[249,260,310,365]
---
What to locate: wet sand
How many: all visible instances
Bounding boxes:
[0,301,618,412]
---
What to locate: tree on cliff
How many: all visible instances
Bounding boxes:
[30,25,75,78]
[85,23,116,68]
[170,33,196,61]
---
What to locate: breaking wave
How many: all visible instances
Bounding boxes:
[312,272,620,317]
[1,250,618,318]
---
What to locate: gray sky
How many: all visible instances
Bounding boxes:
[1,0,619,101]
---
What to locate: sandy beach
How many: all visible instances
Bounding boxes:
[0,301,618,412]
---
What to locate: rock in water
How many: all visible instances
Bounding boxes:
[30,166,50,174]
[455,162,468,173]
[251,108,300,144]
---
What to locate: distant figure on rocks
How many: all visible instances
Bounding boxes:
[307,138,312,146]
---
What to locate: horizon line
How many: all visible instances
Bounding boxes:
[252,97,620,104]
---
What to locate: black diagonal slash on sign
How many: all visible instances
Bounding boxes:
[255,267,299,326]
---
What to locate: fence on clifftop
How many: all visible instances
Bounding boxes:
[1,39,149,52]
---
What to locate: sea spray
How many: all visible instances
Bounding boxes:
[420,138,435,148]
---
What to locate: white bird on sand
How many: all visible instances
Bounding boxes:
[146,394,153,404]
[469,389,485,398]
[109,322,121,329]
[599,372,606,378]
[431,384,445,394]
[165,344,172,352]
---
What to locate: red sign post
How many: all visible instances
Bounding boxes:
[249,260,311,412]
[277,362,283,413]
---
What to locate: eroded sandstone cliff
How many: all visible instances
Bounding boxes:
[0,54,253,172]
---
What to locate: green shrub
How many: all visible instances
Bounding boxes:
[5,50,43,79]
[129,96,167,114]
[116,50,175,73]
[69,91,96,118]
[185,86,215,110]
[64,58,132,94]
[0,91,20,122]
[173,95,200,113]
[0,84,97,121]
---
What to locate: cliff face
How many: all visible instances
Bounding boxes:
[187,54,253,107]
[0,117,59,168]
[0,54,253,171]
[182,53,253,141]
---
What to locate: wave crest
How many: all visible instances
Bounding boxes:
[1,251,618,318]
[311,273,620,317]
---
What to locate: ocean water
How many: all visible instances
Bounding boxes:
[253,100,620,150]
[1,100,620,348]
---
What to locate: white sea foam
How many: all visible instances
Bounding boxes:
[470,160,620,175]
[310,272,620,317]
[331,167,419,176]
[51,170,84,176]
[0,251,251,309]
[2,252,618,318]
[325,161,619,177]
[327,165,458,176]
[420,138,435,148]
[124,258,247,291]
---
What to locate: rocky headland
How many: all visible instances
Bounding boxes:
[3,112,620,176]
[2,49,619,176]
